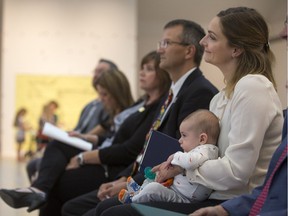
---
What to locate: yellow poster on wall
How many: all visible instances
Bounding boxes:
[15,74,97,152]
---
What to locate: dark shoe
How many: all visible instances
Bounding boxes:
[0,187,46,212]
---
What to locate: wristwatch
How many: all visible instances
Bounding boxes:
[77,153,85,166]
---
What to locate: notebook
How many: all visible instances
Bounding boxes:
[139,130,182,174]
[132,203,187,216]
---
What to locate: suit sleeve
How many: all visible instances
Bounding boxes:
[221,186,261,216]
[222,122,287,216]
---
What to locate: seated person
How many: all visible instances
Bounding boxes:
[26,58,115,183]
[0,68,135,212]
[0,51,171,216]
[61,18,219,216]
[119,109,220,204]
[191,18,288,215]
[190,110,287,216]
[90,8,284,216]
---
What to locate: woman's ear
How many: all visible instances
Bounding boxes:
[199,133,208,145]
[232,47,243,58]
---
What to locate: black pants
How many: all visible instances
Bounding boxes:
[26,157,42,182]
[62,189,101,216]
[39,165,108,216]
[31,140,81,194]
[94,197,225,216]
[30,140,109,216]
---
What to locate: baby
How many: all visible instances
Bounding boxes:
[119,109,220,203]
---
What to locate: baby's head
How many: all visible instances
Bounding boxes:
[179,109,220,152]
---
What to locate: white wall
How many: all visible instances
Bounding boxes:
[1,0,137,157]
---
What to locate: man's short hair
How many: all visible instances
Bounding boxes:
[99,59,118,70]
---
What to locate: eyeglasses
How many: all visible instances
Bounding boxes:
[157,40,190,49]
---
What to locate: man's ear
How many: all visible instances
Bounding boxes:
[185,45,196,60]
[199,133,208,145]
[232,47,243,58]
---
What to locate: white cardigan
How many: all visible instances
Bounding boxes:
[187,74,284,200]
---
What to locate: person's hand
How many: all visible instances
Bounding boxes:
[152,162,183,183]
[69,131,99,146]
[189,205,229,216]
[153,153,176,172]
[97,177,127,201]
[166,154,174,165]
[97,182,114,201]
[152,162,169,182]
[68,131,83,138]
[97,181,126,201]
[65,156,80,170]
[152,160,170,173]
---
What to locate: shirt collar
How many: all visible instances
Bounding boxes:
[170,67,197,98]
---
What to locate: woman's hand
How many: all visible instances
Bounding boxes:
[152,162,183,183]
[97,177,127,201]
[166,154,174,165]
[189,205,228,216]
[66,156,80,170]
[97,182,115,201]
[68,131,99,146]
[152,154,175,174]
[68,131,83,138]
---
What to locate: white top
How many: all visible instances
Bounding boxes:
[187,74,284,200]
[171,144,218,170]
[170,144,218,200]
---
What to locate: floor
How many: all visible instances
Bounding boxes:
[0,158,38,216]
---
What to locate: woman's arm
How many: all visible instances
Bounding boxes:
[152,161,183,183]
[99,104,158,166]
[65,149,102,170]
[86,124,106,136]
[82,150,101,164]
[68,131,99,146]
[97,177,127,201]
[187,75,283,191]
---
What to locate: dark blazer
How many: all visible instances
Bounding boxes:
[158,68,218,139]
[222,114,287,216]
[99,98,162,179]
[119,68,218,180]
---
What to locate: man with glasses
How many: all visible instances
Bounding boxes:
[61,19,218,216]
[139,19,218,139]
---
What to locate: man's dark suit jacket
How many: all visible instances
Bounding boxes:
[222,113,287,216]
[158,68,218,139]
[119,68,218,180]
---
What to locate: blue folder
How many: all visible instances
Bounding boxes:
[132,203,187,216]
[139,130,182,174]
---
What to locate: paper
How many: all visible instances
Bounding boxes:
[42,122,93,151]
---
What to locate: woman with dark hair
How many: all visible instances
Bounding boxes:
[0,51,171,216]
